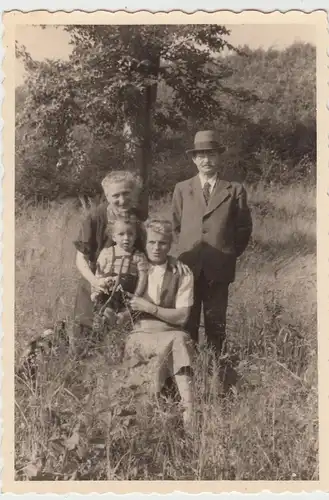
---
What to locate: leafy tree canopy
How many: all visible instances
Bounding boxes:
[16,25,244,199]
[16,28,315,202]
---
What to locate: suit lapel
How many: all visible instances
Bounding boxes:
[189,176,207,211]
[205,178,231,216]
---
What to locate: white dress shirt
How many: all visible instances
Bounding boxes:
[198,173,218,194]
[145,262,194,308]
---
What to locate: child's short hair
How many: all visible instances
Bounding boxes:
[145,218,173,242]
[101,170,143,197]
[107,211,139,235]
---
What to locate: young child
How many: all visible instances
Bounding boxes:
[91,212,148,330]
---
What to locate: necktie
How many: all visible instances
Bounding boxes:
[203,182,211,204]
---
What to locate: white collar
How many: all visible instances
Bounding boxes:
[198,173,218,188]
[149,260,168,272]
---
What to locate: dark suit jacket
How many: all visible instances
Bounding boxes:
[172,175,252,283]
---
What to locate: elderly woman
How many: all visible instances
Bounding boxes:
[123,218,195,426]
[73,170,147,346]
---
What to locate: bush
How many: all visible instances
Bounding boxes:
[15,42,316,203]
[14,184,318,480]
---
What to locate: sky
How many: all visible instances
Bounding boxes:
[15,24,315,86]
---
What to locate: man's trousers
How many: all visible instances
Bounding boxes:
[186,271,229,354]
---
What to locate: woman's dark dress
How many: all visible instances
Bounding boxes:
[73,203,146,337]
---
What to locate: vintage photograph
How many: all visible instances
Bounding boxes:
[9,13,321,486]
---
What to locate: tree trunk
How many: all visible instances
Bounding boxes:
[121,36,160,219]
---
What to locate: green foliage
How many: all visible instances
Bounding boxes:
[14,185,317,480]
[16,25,238,201]
[16,29,315,202]
[214,43,316,183]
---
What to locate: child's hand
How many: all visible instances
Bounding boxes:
[91,276,111,293]
[105,277,116,289]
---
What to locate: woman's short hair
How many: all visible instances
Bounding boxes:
[145,218,173,241]
[101,170,143,197]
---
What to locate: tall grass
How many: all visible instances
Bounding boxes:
[14,183,317,481]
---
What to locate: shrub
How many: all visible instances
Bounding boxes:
[15,42,316,203]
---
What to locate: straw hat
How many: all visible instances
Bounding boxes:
[186,130,225,155]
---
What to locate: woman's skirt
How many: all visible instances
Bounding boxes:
[86,318,194,418]
[121,318,194,394]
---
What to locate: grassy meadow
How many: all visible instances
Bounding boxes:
[15,182,317,481]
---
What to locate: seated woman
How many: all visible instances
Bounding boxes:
[122,218,195,427]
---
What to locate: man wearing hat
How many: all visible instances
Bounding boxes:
[172,130,252,354]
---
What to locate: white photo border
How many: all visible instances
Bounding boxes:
[1,5,328,497]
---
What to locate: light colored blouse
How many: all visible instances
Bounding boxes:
[145,261,194,308]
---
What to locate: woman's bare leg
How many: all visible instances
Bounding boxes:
[175,371,194,428]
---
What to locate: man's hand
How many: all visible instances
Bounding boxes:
[168,256,191,276]
[127,294,157,315]
[175,260,191,276]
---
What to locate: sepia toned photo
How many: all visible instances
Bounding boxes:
[2,9,328,494]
